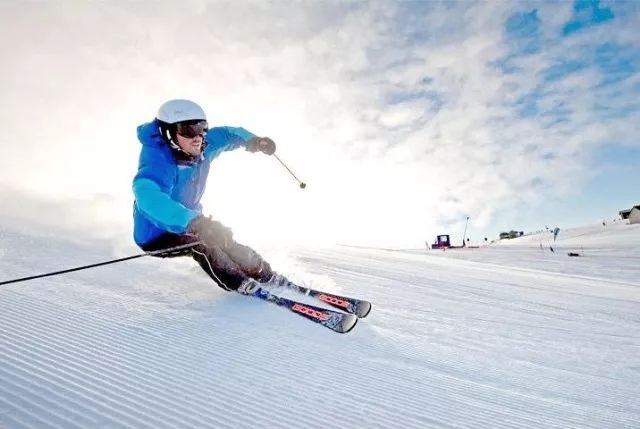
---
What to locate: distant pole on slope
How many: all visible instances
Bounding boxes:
[462,216,470,247]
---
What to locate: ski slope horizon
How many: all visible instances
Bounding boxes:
[0,220,639,428]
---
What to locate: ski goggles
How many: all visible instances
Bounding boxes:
[176,120,208,138]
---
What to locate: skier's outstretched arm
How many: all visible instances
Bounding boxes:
[205,127,276,158]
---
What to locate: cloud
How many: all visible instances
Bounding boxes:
[0,1,638,247]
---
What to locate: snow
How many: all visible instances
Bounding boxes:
[1,222,639,428]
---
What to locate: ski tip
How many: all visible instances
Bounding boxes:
[338,314,359,334]
[356,301,372,319]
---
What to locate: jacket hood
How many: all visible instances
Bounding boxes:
[137,119,165,148]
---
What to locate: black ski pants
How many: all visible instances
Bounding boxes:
[141,233,273,291]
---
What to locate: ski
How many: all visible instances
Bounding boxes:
[269,274,372,319]
[237,281,358,334]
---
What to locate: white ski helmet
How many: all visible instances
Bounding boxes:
[156,99,207,124]
[156,99,208,155]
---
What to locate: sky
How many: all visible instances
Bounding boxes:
[0,0,638,249]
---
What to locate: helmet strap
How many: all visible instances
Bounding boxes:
[158,122,206,162]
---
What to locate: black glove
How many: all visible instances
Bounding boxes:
[246,137,276,155]
[188,215,233,248]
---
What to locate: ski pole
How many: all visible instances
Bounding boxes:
[274,154,306,189]
[0,241,201,286]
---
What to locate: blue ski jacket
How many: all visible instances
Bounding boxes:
[132,119,255,247]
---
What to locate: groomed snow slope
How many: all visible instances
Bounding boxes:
[1,222,639,428]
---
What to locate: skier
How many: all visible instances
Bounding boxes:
[132,99,277,291]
